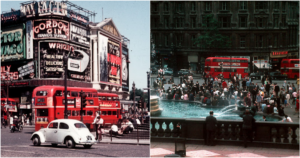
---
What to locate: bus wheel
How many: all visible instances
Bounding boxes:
[32,135,41,146]
[65,137,75,148]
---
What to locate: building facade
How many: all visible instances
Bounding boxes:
[1,1,130,116]
[151,1,299,74]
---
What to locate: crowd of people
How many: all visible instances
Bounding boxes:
[1,113,32,128]
[153,72,299,118]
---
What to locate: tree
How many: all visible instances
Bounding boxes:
[193,14,231,49]
[130,88,145,101]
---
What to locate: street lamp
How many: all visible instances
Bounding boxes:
[146,71,150,111]
[132,82,136,115]
[2,72,14,128]
[269,45,272,75]
[63,54,69,119]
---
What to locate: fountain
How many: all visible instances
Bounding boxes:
[150,96,163,116]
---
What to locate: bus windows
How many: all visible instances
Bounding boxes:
[37,109,48,116]
[113,97,119,101]
[48,122,58,129]
[282,61,288,63]
[102,111,107,115]
[102,97,106,101]
[206,59,211,62]
[107,97,111,101]
[87,111,93,116]
[292,69,299,73]
[86,93,92,97]
[291,60,299,64]
[108,111,112,115]
[113,111,117,115]
[93,93,97,98]
[282,69,289,72]
[71,92,78,97]
[244,69,250,73]
[36,91,48,96]
[55,90,63,96]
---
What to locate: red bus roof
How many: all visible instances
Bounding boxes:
[97,93,118,97]
[281,59,300,62]
[206,57,249,60]
[32,86,98,96]
[1,98,17,102]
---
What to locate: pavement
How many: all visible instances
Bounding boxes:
[151,142,299,157]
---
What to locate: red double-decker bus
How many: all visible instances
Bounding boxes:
[1,98,18,117]
[280,59,300,79]
[32,86,99,131]
[204,57,249,79]
[98,93,121,124]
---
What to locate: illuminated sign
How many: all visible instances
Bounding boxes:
[18,61,35,78]
[20,1,67,17]
[272,51,288,56]
[218,63,241,66]
[1,24,26,62]
[1,10,20,23]
[70,23,90,46]
[34,19,69,40]
[100,104,113,107]
[1,65,19,80]
[122,47,129,91]
[108,41,121,84]
[67,11,89,26]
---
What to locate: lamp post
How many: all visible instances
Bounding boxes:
[132,82,136,115]
[269,45,272,75]
[63,54,69,119]
[146,71,150,111]
[2,72,14,128]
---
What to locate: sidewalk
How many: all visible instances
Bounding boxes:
[93,134,150,145]
[151,142,299,157]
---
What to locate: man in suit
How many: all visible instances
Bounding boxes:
[274,83,280,97]
[242,110,256,148]
[205,111,217,146]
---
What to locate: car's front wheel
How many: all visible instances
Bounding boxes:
[83,145,92,149]
[65,138,75,148]
[32,135,41,146]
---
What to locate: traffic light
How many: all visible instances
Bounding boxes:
[80,91,87,109]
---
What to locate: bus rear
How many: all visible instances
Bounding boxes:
[98,93,121,124]
[281,59,300,79]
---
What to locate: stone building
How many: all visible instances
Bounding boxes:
[151,1,299,74]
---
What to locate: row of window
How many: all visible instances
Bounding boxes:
[152,2,287,12]
[1,101,16,105]
[152,15,287,29]
[205,68,248,73]
[153,33,287,48]
[37,109,118,117]
[282,61,300,64]
[208,59,248,63]
[48,122,85,129]
[282,69,300,73]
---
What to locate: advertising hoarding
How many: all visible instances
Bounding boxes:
[107,41,121,85]
[70,23,90,47]
[122,47,129,91]
[98,34,108,82]
[33,19,69,40]
[26,20,33,59]
[1,10,20,23]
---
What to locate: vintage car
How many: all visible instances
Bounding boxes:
[30,119,97,148]
[178,69,192,76]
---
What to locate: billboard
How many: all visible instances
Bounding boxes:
[26,20,33,59]
[107,41,121,85]
[39,41,90,81]
[70,23,90,47]
[98,34,108,82]
[1,24,26,62]
[33,19,69,40]
[1,10,20,23]
[122,47,129,91]
[1,61,35,81]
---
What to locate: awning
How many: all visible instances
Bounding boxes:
[254,63,271,69]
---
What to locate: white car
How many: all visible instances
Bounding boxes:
[30,119,97,148]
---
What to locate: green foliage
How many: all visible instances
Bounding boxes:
[193,14,232,49]
[130,88,148,101]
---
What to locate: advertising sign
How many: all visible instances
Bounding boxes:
[70,23,90,47]
[26,20,33,59]
[122,47,129,91]
[39,41,90,82]
[18,61,35,78]
[1,10,20,23]
[33,19,69,40]
[98,34,108,82]
[67,10,89,26]
[20,1,67,17]
[1,24,26,62]
[108,41,121,84]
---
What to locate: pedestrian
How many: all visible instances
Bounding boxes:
[242,109,256,148]
[205,111,217,146]
[262,115,267,121]
[256,93,262,111]
[94,115,104,141]
[29,113,32,125]
[244,93,252,107]
[265,82,270,96]
[285,92,291,108]
[274,83,280,97]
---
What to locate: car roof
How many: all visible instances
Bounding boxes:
[50,119,83,124]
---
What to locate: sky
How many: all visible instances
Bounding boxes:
[1,0,150,90]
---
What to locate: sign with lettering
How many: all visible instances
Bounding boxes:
[33,19,69,40]
[26,20,33,59]
[122,47,129,91]
[1,24,26,62]
[20,1,67,17]
[1,65,19,80]
[218,62,241,66]
[39,41,90,82]
[67,10,89,26]
[108,41,121,84]
[1,10,20,23]
[270,51,288,58]
[70,23,90,46]
[18,61,35,78]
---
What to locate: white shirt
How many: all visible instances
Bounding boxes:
[224,88,228,92]
[126,121,134,129]
[234,91,238,96]
[292,92,297,97]
[111,125,118,132]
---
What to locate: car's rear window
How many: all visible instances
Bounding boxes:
[74,123,87,128]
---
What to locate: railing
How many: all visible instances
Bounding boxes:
[151,117,299,148]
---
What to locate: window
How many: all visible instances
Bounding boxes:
[219,17,231,28]
[221,2,230,10]
[274,2,279,9]
[176,2,184,13]
[256,35,263,48]
[112,97,119,101]
[48,122,58,129]
[239,16,247,27]
[191,17,196,28]
[86,93,92,97]
[191,34,196,47]
[107,97,111,101]
[113,111,117,115]
[206,59,211,62]
[74,123,87,128]
[151,17,159,28]
[282,61,288,63]
[55,90,63,96]
[292,69,299,73]
[164,34,169,46]
[37,98,45,102]
[151,3,158,12]
[71,91,78,97]
[108,111,112,115]
[164,2,169,11]
[291,61,300,64]
[282,15,286,27]
[282,2,286,11]
[202,15,213,27]
[93,93,97,97]
[102,111,107,115]
[274,35,278,48]
[37,109,48,116]
[176,34,183,46]
[255,2,267,10]
[191,2,196,11]
[205,2,211,11]
[240,1,247,10]
[175,17,184,28]
[102,97,106,100]
[274,17,278,28]
[164,17,169,28]
[86,111,93,116]
[36,91,48,96]
[256,18,264,28]
[72,111,79,116]
[240,36,246,48]
[59,122,69,129]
